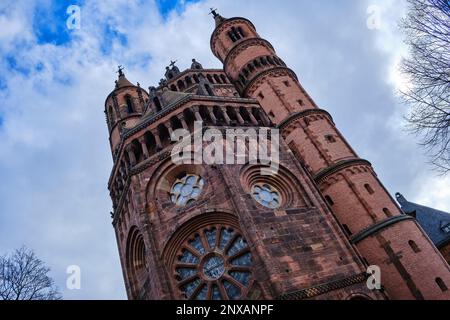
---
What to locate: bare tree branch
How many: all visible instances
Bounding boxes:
[400,0,450,174]
[0,247,61,300]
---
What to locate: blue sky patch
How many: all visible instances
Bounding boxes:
[33,0,84,46]
[100,24,128,55]
[6,56,31,76]
[156,0,200,18]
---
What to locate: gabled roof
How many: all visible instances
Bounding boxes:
[396,193,450,247]
[160,88,191,106]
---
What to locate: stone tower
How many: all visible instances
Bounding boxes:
[104,11,450,300]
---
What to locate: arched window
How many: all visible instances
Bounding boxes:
[436,278,448,292]
[383,208,392,217]
[232,27,241,40]
[177,80,185,91]
[325,134,336,143]
[157,123,171,147]
[193,74,199,83]
[207,74,214,83]
[170,84,177,91]
[185,76,193,87]
[220,74,228,84]
[364,184,375,195]
[408,240,420,253]
[125,96,134,114]
[342,224,352,236]
[126,227,147,299]
[260,57,268,66]
[239,75,246,85]
[205,84,214,96]
[153,97,162,112]
[144,131,157,155]
[214,74,221,84]
[237,27,245,38]
[227,31,235,42]
[108,105,115,125]
[325,195,334,206]
[131,139,144,163]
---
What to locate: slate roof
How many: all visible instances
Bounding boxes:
[116,73,135,89]
[396,193,450,248]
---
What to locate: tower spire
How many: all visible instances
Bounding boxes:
[209,7,226,27]
[114,65,134,89]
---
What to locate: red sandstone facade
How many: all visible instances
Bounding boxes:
[104,11,450,300]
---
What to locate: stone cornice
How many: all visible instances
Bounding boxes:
[279,272,368,300]
[277,109,334,130]
[223,37,275,72]
[350,215,415,244]
[242,66,298,96]
[313,159,372,184]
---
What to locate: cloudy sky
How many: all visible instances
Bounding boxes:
[0,0,449,300]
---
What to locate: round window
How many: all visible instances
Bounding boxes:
[252,183,281,209]
[174,225,253,300]
[170,174,205,206]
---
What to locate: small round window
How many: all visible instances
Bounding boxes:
[170,174,205,206]
[252,183,281,209]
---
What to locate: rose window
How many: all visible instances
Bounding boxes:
[252,183,281,209]
[170,174,205,206]
[174,225,253,300]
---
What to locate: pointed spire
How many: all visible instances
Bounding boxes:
[395,192,408,206]
[115,65,135,89]
[209,7,226,27]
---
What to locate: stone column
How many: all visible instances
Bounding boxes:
[177,114,189,131]
[207,107,217,124]
[126,145,137,166]
[258,109,271,127]
[247,109,259,125]
[164,122,174,141]
[151,129,163,151]
[139,137,150,159]
[192,106,203,122]
[235,108,245,125]
[220,107,231,125]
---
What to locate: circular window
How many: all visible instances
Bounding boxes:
[252,183,281,209]
[174,225,253,300]
[170,174,205,206]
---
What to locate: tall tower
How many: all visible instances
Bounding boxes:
[209,11,450,299]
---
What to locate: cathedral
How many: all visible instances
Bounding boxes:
[104,11,450,300]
